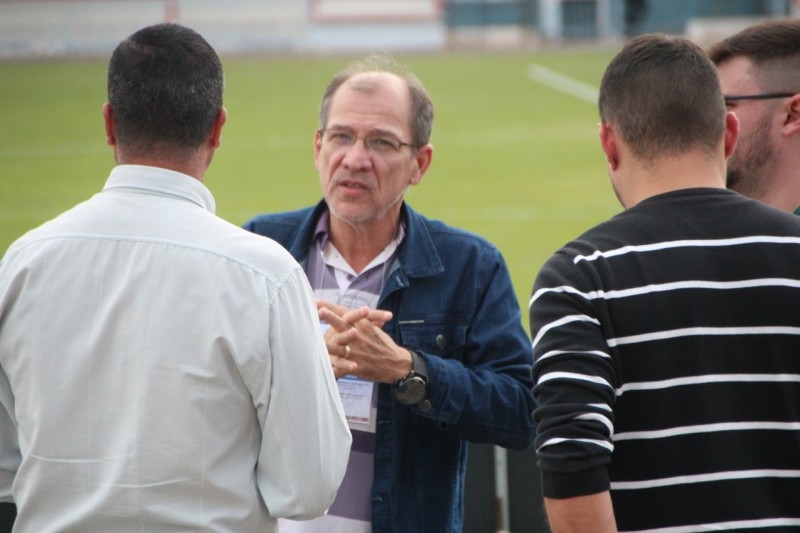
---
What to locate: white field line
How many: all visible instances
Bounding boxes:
[527,64,598,104]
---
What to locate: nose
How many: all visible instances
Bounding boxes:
[341,138,373,170]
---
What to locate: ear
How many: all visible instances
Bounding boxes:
[782,94,800,137]
[103,103,116,146]
[313,129,323,172]
[599,122,619,171]
[723,111,739,159]
[409,144,433,186]
[208,108,227,149]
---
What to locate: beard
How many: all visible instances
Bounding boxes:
[726,114,774,201]
[327,184,409,228]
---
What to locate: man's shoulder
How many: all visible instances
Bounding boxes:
[244,206,316,233]
[242,205,318,250]
[199,216,307,284]
[409,208,499,253]
[543,189,800,268]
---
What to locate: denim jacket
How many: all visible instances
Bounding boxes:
[243,201,535,532]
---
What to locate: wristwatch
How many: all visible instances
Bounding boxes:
[392,350,429,407]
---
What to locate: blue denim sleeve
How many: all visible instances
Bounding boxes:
[400,245,536,451]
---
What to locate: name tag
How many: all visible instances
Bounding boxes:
[337,375,375,430]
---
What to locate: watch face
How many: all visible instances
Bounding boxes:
[396,376,427,405]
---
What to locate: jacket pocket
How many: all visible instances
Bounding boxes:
[396,321,467,361]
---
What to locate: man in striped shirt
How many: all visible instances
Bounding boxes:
[530,34,800,532]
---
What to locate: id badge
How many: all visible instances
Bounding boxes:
[337,375,376,432]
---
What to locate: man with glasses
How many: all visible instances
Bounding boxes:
[709,18,800,213]
[243,55,536,532]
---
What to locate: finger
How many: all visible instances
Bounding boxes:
[322,329,353,358]
[319,306,350,332]
[328,327,360,348]
[323,336,339,357]
[319,303,389,328]
[340,306,372,324]
[365,308,393,327]
[331,356,357,379]
[320,305,369,332]
[317,299,348,317]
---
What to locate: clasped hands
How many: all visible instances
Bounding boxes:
[317,300,413,383]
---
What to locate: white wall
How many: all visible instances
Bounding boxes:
[0,0,445,59]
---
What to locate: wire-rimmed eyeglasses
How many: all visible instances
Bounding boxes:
[319,128,417,155]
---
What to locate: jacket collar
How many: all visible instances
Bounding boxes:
[297,200,444,280]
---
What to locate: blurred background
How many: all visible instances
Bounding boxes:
[1,1,798,532]
[2,0,799,58]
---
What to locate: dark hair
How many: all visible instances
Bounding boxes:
[708,19,800,92]
[318,55,434,147]
[107,23,223,160]
[599,34,725,164]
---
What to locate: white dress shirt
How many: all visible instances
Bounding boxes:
[0,165,351,532]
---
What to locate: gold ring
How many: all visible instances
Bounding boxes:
[344,344,351,358]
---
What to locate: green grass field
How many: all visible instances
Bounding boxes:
[0,49,621,329]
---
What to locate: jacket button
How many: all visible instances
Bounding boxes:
[418,399,432,413]
[435,334,446,348]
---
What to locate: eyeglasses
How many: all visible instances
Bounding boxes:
[320,129,417,155]
[723,92,795,106]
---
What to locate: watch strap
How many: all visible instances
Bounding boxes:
[392,349,430,410]
[409,349,428,380]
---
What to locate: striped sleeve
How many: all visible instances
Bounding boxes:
[530,251,617,499]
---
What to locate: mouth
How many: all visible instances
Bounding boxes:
[336,178,372,192]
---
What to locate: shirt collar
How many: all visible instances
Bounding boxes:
[312,208,407,254]
[102,165,216,214]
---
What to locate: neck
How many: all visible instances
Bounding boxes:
[328,210,401,274]
[620,150,726,208]
[116,149,211,183]
[754,149,800,213]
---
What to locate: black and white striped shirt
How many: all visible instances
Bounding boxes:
[530,188,800,532]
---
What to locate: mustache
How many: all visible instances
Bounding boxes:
[333,176,375,191]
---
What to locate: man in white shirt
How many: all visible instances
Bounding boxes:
[0,23,351,532]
